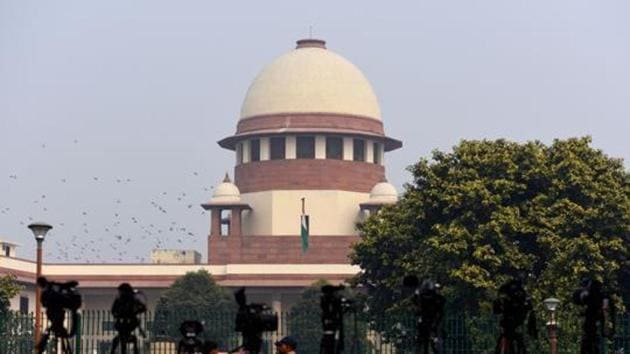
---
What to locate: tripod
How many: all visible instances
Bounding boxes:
[348,312,361,354]
[494,326,525,354]
[110,318,144,354]
[36,310,78,354]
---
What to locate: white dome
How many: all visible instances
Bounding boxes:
[369,182,398,204]
[211,181,241,203]
[240,39,381,120]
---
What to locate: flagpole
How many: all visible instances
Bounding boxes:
[300,197,309,252]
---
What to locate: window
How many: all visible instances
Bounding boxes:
[270,137,286,160]
[326,137,343,160]
[220,210,231,236]
[296,136,315,159]
[19,296,28,314]
[373,142,382,164]
[250,139,260,162]
[353,139,365,162]
[3,245,9,257]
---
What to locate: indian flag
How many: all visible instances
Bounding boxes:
[300,214,309,252]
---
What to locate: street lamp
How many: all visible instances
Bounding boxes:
[28,222,52,351]
[543,297,561,354]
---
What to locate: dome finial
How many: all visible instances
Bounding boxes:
[223,172,231,183]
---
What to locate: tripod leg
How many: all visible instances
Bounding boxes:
[111,335,120,354]
[36,331,50,354]
[132,335,139,354]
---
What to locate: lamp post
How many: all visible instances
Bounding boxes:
[28,222,52,351]
[543,297,561,354]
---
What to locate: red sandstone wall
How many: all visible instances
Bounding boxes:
[234,159,384,193]
[208,234,360,265]
[236,113,385,136]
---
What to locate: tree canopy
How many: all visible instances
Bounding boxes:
[153,270,236,343]
[0,274,21,315]
[352,137,630,317]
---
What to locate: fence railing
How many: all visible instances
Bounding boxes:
[1,310,628,353]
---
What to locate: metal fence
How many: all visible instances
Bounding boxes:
[1,310,628,353]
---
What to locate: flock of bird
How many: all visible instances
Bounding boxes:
[1,140,221,264]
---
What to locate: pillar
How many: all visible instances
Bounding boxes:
[286,136,296,159]
[210,208,221,236]
[260,137,270,161]
[230,207,242,237]
[343,137,353,161]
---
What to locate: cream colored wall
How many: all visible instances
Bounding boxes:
[0,256,358,278]
[241,191,274,236]
[241,190,370,236]
[150,249,201,264]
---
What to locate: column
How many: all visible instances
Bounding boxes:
[286,136,296,159]
[315,135,326,159]
[260,137,270,161]
[210,208,221,236]
[230,207,242,237]
[242,140,251,164]
[343,137,353,161]
[366,140,374,163]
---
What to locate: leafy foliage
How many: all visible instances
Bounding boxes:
[0,274,22,315]
[352,137,630,320]
[288,279,327,353]
[288,279,373,353]
[152,270,236,346]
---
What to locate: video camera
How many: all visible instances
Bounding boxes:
[402,276,445,354]
[178,320,205,354]
[38,277,82,313]
[110,283,147,354]
[36,277,82,354]
[233,288,278,353]
[492,279,536,354]
[573,278,616,353]
[320,284,360,354]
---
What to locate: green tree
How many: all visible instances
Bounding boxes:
[288,279,327,353]
[0,274,21,315]
[352,137,629,332]
[152,270,236,347]
[0,274,27,353]
[288,279,373,353]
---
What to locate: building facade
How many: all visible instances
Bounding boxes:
[0,38,401,312]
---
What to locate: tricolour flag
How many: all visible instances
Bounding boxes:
[300,214,309,252]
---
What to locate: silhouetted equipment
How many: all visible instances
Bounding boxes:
[178,320,205,354]
[492,279,537,354]
[320,284,359,354]
[232,287,278,353]
[110,283,147,354]
[36,277,82,354]
[573,278,616,354]
[403,275,446,354]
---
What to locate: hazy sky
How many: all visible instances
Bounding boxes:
[1,1,628,262]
